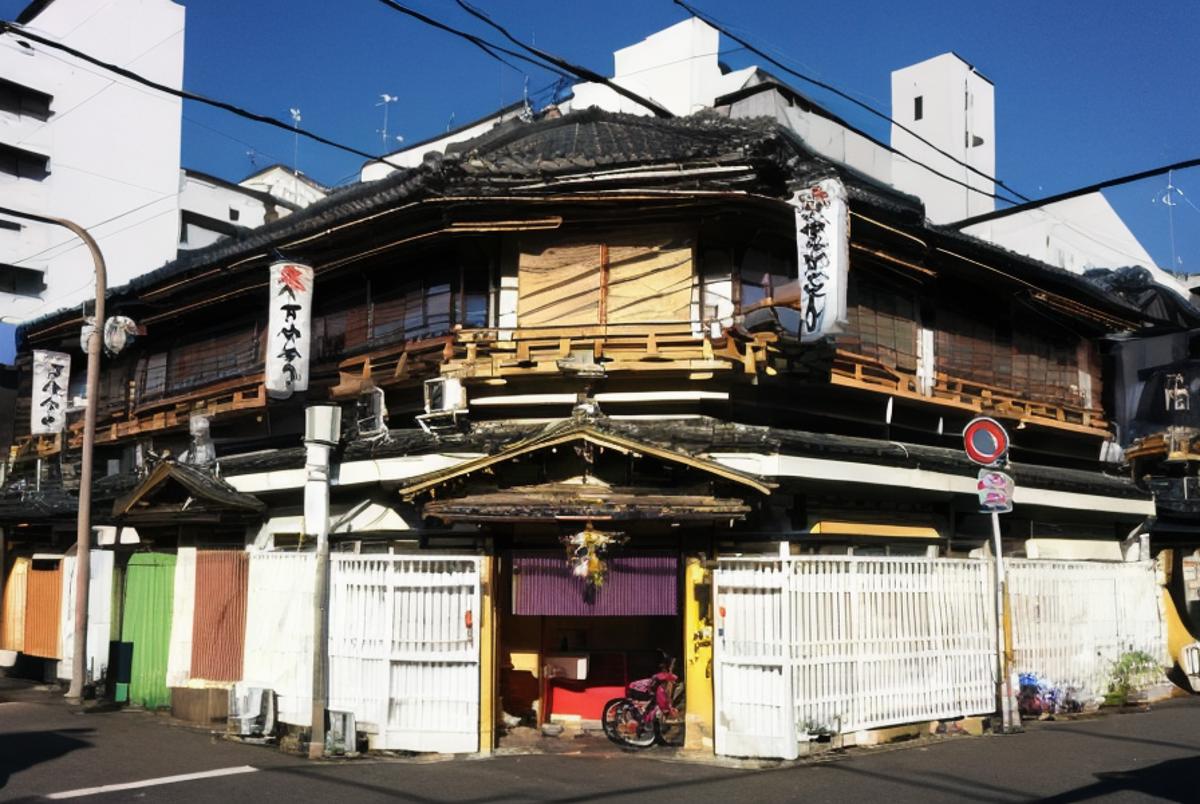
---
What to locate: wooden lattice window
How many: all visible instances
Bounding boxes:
[844,275,918,372]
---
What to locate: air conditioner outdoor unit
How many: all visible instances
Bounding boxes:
[1184,643,1200,677]
[423,377,466,414]
[227,684,276,738]
[325,709,358,756]
[356,387,387,438]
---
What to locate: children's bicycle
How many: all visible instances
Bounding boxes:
[600,680,685,749]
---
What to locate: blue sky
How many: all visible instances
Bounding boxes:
[2,0,1198,360]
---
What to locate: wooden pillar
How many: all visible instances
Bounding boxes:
[683,557,714,752]
[478,555,497,755]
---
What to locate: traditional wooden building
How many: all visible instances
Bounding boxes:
[0,110,1164,754]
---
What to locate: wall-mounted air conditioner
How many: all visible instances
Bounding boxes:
[423,377,466,414]
[1184,643,1200,678]
[356,387,387,438]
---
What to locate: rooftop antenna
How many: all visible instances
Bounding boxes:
[1154,169,1183,269]
[289,107,302,200]
[376,93,398,149]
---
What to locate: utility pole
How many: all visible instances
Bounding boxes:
[0,206,105,700]
[304,404,340,758]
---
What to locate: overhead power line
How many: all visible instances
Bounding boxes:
[454,0,673,118]
[0,20,405,171]
[372,0,573,83]
[953,156,1200,229]
[674,0,1031,203]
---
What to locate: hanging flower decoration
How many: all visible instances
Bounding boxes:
[560,522,625,588]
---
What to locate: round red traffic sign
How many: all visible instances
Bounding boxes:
[963,417,1009,466]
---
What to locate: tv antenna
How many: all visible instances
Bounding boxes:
[376,93,398,149]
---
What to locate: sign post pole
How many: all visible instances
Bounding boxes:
[963,417,1019,733]
[990,508,1016,732]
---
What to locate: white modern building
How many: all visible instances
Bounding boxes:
[239,164,328,210]
[889,52,996,224]
[177,169,304,253]
[0,0,186,327]
[0,0,328,361]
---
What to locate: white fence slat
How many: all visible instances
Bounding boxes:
[715,555,996,759]
[328,554,481,753]
[1007,559,1165,701]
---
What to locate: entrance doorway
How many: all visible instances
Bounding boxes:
[496,550,683,737]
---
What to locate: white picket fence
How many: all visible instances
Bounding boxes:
[1007,559,1166,700]
[328,555,481,753]
[714,556,996,759]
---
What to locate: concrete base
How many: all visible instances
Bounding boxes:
[929,716,990,737]
[848,723,925,747]
[170,686,230,726]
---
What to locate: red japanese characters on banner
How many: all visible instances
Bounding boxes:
[265,261,314,397]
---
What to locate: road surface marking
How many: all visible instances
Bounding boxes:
[46,765,258,799]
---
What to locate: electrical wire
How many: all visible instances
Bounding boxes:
[372,0,573,83]
[674,0,1031,203]
[953,157,1200,228]
[454,0,674,119]
[0,20,406,171]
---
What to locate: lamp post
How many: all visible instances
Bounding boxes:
[0,207,105,700]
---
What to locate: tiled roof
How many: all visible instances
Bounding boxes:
[452,108,783,172]
[16,108,1153,338]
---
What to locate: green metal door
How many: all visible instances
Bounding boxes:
[121,552,176,709]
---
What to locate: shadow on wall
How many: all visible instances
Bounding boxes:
[0,727,93,790]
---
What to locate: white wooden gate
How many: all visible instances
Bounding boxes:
[714,556,995,759]
[329,555,482,753]
[1007,559,1166,700]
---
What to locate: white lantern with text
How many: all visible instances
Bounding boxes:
[265,261,314,397]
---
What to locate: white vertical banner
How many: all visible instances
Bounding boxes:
[792,178,849,343]
[30,349,71,435]
[265,261,314,396]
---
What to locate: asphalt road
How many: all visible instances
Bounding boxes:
[2,679,1198,802]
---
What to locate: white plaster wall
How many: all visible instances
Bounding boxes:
[962,192,1191,300]
[239,165,326,209]
[360,107,527,183]
[566,18,756,118]
[726,89,894,187]
[890,53,995,223]
[0,0,185,323]
[178,170,285,251]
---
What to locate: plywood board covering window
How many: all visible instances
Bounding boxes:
[518,241,602,327]
[518,229,694,329]
[607,234,693,324]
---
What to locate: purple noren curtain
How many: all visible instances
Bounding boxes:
[512,552,678,616]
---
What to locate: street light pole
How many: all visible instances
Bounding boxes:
[0,206,105,700]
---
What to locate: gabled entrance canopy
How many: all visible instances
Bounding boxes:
[397,421,772,524]
[397,422,774,499]
[113,460,266,524]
